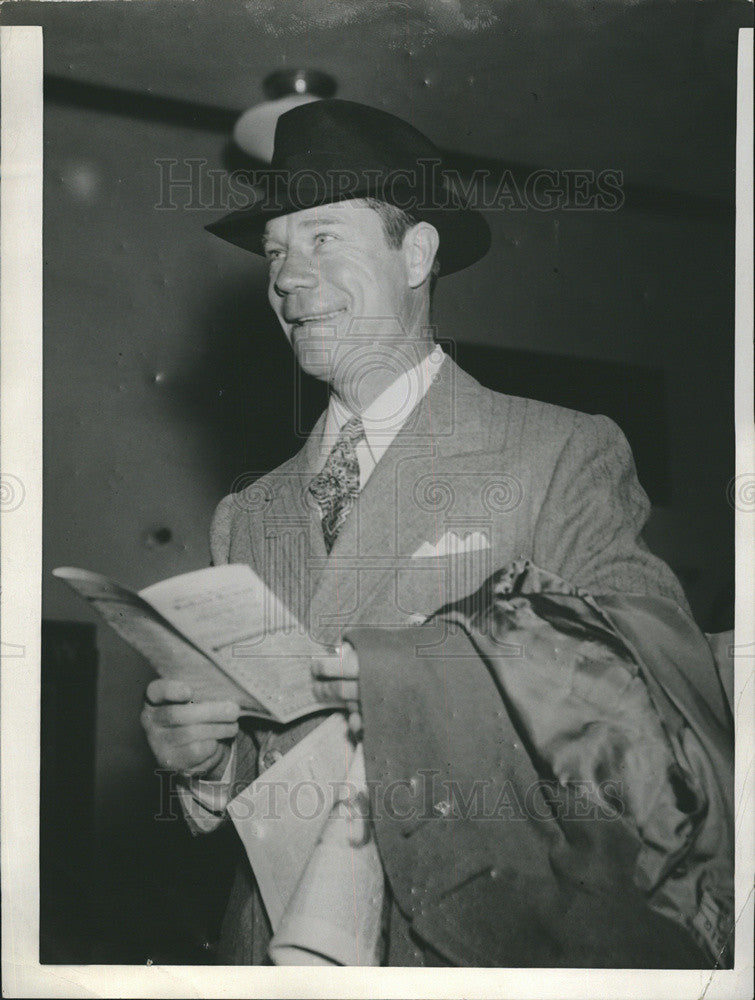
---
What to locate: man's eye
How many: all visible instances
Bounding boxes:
[314,232,335,246]
[265,248,285,262]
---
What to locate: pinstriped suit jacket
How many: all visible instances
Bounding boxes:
[207,356,690,964]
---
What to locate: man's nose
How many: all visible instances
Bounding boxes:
[273,250,318,296]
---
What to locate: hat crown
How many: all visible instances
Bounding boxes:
[272,99,440,174]
[206,99,491,275]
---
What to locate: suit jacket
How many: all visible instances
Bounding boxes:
[207,356,692,964]
[348,562,732,967]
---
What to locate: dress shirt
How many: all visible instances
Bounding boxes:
[319,343,445,489]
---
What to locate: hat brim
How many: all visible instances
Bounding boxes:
[205,185,490,277]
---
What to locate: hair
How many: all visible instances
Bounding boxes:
[360,198,441,299]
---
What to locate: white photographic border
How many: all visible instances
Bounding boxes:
[1,11,752,999]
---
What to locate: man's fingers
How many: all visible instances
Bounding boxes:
[313,679,359,704]
[145,699,241,728]
[161,739,222,774]
[347,710,363,740]
[313,642,359,680]
[312,643,359,703]
[145,678,193,705]
[180,745,226,778]
[160,722,239,747]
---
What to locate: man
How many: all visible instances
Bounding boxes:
[141,100,732,967]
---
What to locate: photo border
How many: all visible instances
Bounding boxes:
[1,11,752,998]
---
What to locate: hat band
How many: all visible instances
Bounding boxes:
[248,155,461,214]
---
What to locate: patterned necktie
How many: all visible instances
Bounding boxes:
[308,415,365,553]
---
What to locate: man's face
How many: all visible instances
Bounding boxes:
[263,200,415,389]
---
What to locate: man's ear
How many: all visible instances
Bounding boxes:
[403,222,440,289]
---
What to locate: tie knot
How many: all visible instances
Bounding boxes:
[340,415,365,445]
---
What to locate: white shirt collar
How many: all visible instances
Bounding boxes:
[320,344,445,467]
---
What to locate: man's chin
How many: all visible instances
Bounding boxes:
[295,357,333,384]
[289,337,332,381]
[289,320,345,371]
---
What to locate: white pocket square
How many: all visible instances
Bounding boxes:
[411,530,491,559]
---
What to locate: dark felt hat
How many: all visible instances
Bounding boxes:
[205,99,490,275]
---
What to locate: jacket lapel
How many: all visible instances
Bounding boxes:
[257,412,328,629]
[307,357,490,643]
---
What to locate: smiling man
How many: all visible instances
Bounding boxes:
[262,198,440,409]
[141,100,733,968]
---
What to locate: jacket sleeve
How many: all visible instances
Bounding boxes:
[532,412,690,609]
[174,492,261,834]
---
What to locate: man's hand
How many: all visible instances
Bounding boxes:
[140,679,240,781]
[312,641,362,738]
[312,641,360,704]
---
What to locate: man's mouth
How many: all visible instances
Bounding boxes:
[288,308,346,328]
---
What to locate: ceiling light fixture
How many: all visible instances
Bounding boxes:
[233,69,338,162]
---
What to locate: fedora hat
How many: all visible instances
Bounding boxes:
[205,99,490,275]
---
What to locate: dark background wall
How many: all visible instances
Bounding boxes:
[3,0,748,962]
